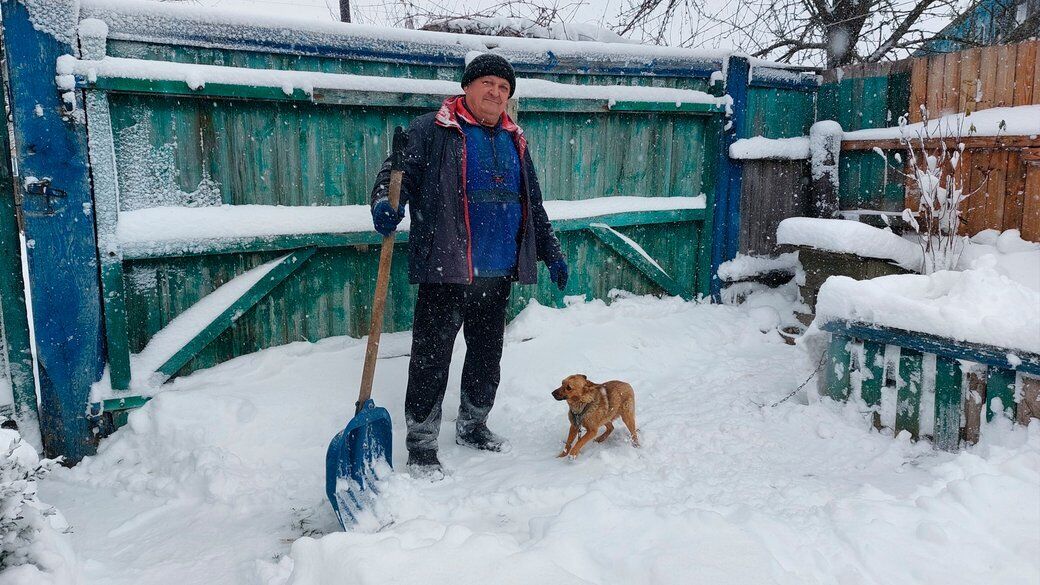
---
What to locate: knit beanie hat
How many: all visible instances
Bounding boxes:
[461,53,516,97]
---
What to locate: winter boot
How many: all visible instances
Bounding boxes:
[456,424,510,453]
[407,449,445,481]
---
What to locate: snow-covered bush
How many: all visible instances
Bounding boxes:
[0,429,76,584]
[888,108,1001,274]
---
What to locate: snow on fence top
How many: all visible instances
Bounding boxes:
[74,0,804,75]
[116,196,706,252]
[60,56,730,106]
[842,105,1040,140]
[816,264,1040,355]
[729,136,810,160]
[777,217,923,272]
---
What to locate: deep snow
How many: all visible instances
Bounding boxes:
[33,293,1040,585]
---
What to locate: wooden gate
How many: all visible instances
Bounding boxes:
[2,0,817,459]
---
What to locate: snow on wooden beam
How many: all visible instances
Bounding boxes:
[63,56,729,110]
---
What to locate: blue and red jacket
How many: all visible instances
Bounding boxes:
[370,95,564,285]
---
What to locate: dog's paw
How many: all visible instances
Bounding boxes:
[556,450,569,458]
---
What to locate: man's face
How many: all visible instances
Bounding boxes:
[463,75,510,125]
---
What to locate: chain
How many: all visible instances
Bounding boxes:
[755,351,828,408]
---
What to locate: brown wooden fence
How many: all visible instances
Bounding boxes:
[831,40,1040,241]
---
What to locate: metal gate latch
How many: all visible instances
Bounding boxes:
[25,178,67,216]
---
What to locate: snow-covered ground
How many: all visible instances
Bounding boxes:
[34,292,1040,585]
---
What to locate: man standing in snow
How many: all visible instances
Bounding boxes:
[370,53,568,478]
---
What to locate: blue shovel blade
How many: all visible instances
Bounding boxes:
[325,399,393,529]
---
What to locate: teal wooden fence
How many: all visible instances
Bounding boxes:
[821,321,1040,450]
[1,0,821,457]
[818,63,912,211]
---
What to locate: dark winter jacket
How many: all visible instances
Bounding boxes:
[370,95,564,285]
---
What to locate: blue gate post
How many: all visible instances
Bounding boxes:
[1,0,105,461]
[710,55,749,301]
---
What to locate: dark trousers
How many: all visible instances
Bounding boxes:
[405,277,511,454]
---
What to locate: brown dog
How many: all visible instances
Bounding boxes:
[551,374,639,458]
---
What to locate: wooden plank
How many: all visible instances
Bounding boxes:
[1017,375,1040,425]
[983,150,1009,232]
[976,46,1000,112]
[986,368,1017,421]
[154,247,317,381]
[1,0,104,461]
[1035,41,1040,105]
[709,56,749,300]
[1003,150,1026,233]
[85,92,133,391]
[0,41,39,436]
[965,148,993,237]
[896,347,923,439]
[940,51,961,116]
[609,101,722,114]
[1013,41,1037,106]
[908,56,929,122]
[587,224,690,299]
[860,340,885,429]
[963,368,986,444]
[886,70,911,123]
[1022,160,1040,241]
[925,55,944,118]
[819,321,1040,376]
[840,136,1040,151]
[993,44,1018,108]
[86,395,152,418]
[89,75,721,115]
[119,208,707,260]
[933,355,962,451]
[825,333,853,401]
[958,48,982,113]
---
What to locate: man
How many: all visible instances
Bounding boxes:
[370,53,569,478]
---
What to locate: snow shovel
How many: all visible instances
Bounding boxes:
[325,126,407,529]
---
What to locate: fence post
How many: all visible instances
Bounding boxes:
[809,120,842,218]
[1,0,105,461]
[710,55,749,301]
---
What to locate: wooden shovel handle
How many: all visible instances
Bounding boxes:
[357,129,406,411]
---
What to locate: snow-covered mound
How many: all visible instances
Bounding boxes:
[0,430,78,585]
[814,228,1040,354]
[38,294,1040,585]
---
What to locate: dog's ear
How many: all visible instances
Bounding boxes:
[566,375,586,391]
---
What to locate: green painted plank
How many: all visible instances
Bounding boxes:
[84,91,133,391]
[986,368,1016,421]
[155,247,317,380]
[825,333,853,401]
[88,76,721,115]
[861,77,889,129]
[100,262,132,390]
[0,61,38,431]
[817,83,840,123]
[311,89,445,109]
[859,340,885,409]
[896,347,923,439]
[121,208,705,260]
[87,394,152,418]
[92,77,314,102]
[886,71,911,123]
[933,355,962,451]
[608,101,721,114]
[587,223,690,299]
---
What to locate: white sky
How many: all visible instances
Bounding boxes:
[156,0,958,66]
